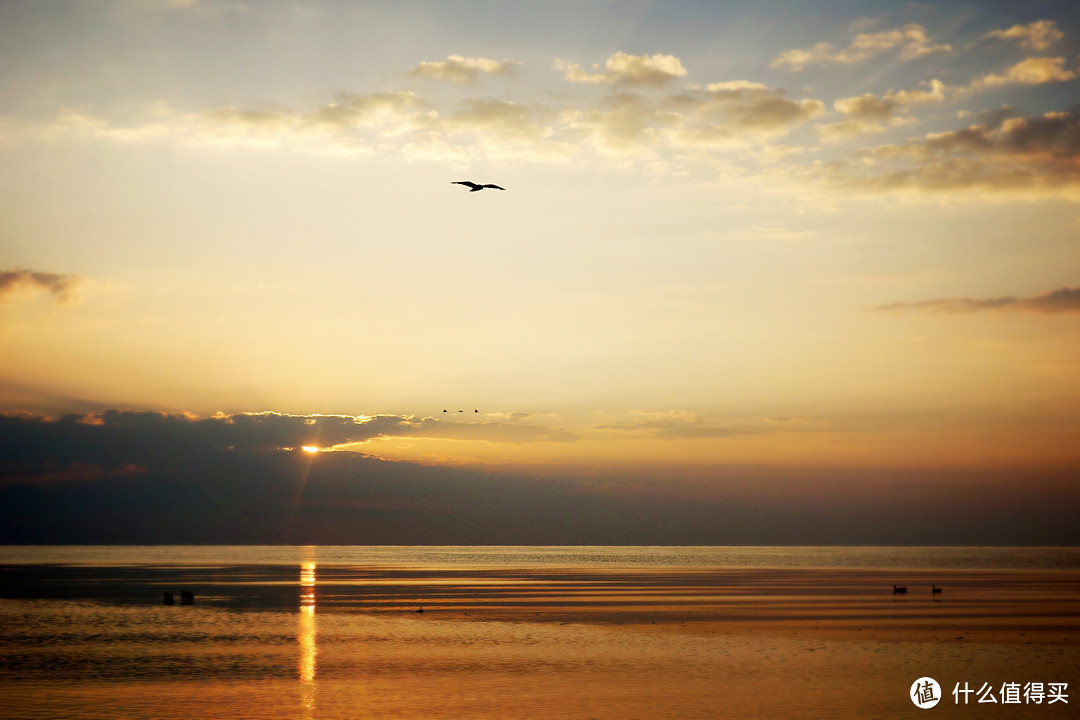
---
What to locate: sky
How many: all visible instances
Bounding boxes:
[1,0,1079,544]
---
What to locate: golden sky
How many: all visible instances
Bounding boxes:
[2,0,1080,479]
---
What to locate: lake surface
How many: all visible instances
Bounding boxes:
[2,546,1078,719]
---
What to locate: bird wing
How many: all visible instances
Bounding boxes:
[481,184,506,190]
[452,181,480,189]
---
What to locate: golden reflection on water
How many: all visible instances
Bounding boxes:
[299,561,317,717]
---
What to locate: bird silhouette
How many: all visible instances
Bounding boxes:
[893,584,907,594]
[452,181,506,192]
[932,584,943,595]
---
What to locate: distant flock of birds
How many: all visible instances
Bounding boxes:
[162,585,941,608]
[163,591,194,605]
[893,584,943,596]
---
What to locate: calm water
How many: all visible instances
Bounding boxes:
[4,544,1080,569]
[2,547,1078,719]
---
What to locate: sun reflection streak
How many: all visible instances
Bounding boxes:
[299,560,317,716]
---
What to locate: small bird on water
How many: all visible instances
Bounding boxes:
[452,181,506,192]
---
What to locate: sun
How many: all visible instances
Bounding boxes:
[301,446,319,453]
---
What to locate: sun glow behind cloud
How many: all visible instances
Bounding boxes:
[0,0,1079,521]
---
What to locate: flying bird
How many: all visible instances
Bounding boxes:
[452,181,506,192]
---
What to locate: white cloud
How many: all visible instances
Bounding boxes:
[559,52,687,87]
[984,20,1064,51]
[970,57,1076,89]
[816,115,916,144]
[818,79,946,141]
[412,55,519,83]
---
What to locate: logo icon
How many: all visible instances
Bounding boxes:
[912,677,942,709]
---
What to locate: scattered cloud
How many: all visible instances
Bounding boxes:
[662,82,825,147]
[876,287,1080,315]
[596,411,746,440]
[816,115,916,143]
[412,55,519,83]
[593,410,822,440]
[792,108,1080,197]
[558,52,687,87]
[984,20,1064,51]
[970,57,1076,89]
[303,92,429,129]
[0,269,80,305]
[771,24,950,71]
[817,79,946,141]
[13,43,1077,197]
[443,99,554,142]
[833,79,947,120]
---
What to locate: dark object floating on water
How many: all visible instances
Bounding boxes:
[180,590,194,605]
[416,607,424,614]
[163,591,174,606]
[892,585,907,594]
[932,584,943,596]
[451,181,506,192]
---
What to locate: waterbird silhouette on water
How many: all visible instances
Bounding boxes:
[932,585,943,596]
[893,585,907,594]
[452,181,506,192]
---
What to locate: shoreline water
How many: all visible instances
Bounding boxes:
[3,547,1078,719]
[3,544,1080,569]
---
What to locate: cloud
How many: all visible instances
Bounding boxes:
[984,20,1064,51]
[304,92,429,129]
[412,55,518,83]
[0,269,80,305]
[592,410,814,441]
[792,108,1080,197]
[198,92,429,138]
[561,92,681,151]
[443,99,554,142]
[555,81,824,154]
[663,82,825,146]
[771,24,950,71]
[559,52,687,87]
[833,80,947,120]
[876,287,1080,315]
[817,80,946,141]
[918,110,1080,158]
[2,412,1078,544]
[11,410,577,452]
[970,57,1076,89]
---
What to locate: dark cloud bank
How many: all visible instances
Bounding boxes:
[1,411,1077,545]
